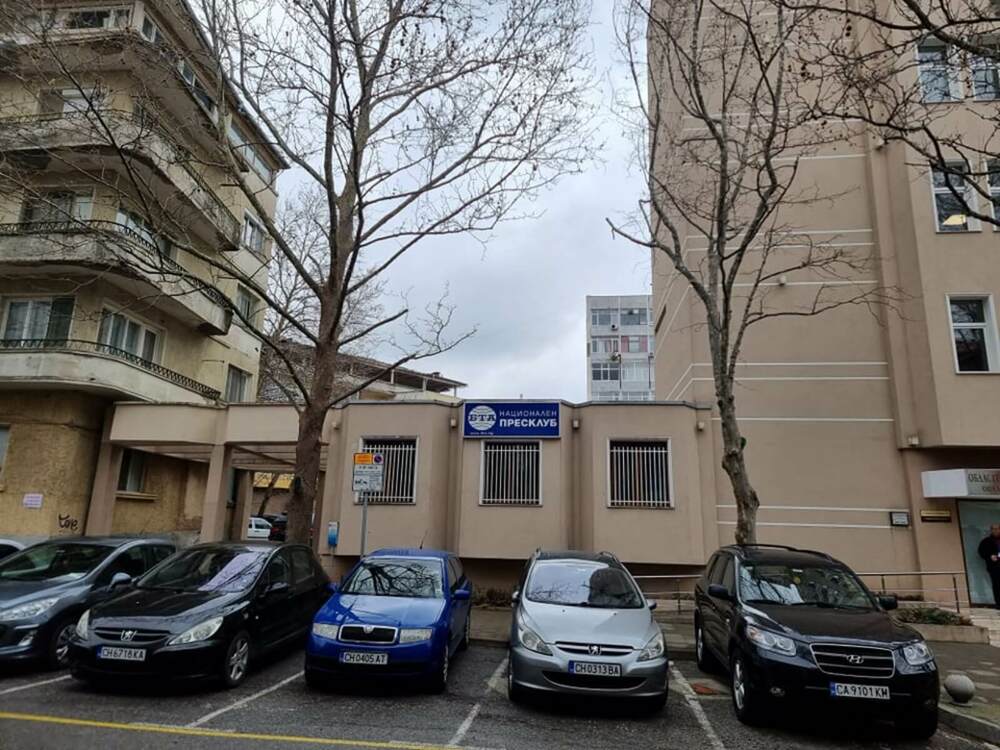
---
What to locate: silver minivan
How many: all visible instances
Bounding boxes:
[507,550,668,712]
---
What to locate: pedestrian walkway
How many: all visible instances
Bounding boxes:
[968,608,1000,647]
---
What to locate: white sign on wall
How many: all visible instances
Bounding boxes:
[922,469,1000,500]
[22,493,43,509]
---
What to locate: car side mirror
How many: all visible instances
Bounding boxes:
[647,599,657,611]
[326,582,339,595]
[511,590,520,605]
[708,584,733,602]
[453,587,471,601]
[110,572,132,588]
[878,594,898,611]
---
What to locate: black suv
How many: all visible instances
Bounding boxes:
[694,545,938,738]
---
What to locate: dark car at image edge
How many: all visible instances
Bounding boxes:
[69,541,329,688]
[694,544,939,738]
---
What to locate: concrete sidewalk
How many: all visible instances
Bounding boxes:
[933,639,1000,742]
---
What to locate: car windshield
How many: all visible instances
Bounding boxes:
[341,558,444,598]
[738,563,875,609]
[0,543,113,582]
[137,547,268,593]
[525,561,645,609]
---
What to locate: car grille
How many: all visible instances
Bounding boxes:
[543,671,645,690]
[93,627,170,644]
[555,642,633,656]
[810,643,895,679]
[338,625,397,644]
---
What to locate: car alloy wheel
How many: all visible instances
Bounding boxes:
[732,657,746,711]
[696,626,704,663]
[223,632,251,688]
[431,646,450,693]
[731,654,766,726]
[461,612,471,650]
[51,620,76,669]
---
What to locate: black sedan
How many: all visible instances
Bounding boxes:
[69,542,330,688]
[0,537,175,669]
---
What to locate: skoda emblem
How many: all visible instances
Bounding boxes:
[588,645,601,656]
[363,625,374,634]
[847,655,864,665]
[121,630,136,642]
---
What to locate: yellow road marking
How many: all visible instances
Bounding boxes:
[0,711,460,750]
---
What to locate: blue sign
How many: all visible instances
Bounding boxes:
[463,402,560,438]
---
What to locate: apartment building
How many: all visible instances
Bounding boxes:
[650,0,1000,604]
[0,1,283,541]
[586,294,655,402]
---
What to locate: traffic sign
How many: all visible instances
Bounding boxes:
[353,452,384,492]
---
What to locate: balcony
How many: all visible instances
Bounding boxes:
[0,220,232,335]
[0,338,220,402]
[0,110,241,248]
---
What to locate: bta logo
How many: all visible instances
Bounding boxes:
[468,405,497,431]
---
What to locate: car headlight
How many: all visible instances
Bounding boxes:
[746,625,796,656]
[638,632,665,662]
[516,622,552,655]
[167,616,224,645]
[0,597,59,622]
[903,641,934,666]
[75,609,90,639]
[312,623,339,641]
[399,628,434,643]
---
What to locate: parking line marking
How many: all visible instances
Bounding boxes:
[187,670,304,728]
[670,664,726,750]
[447,657,508,748]
[0,711,486,749]
[0,675,71,696]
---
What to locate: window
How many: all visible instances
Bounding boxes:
[932,163,978,232]
[620,308,648,326]
[3,297,74,342]
[228,121,275,184]
[620,361,649,381]
[590,337,618,354]
[177,59,217,118]
[144,545,174,568]
[264,551,292,588]
[22,190,92,223]
[140,16,165,44]
[117,449,147,493]
[917,42,960,102]
[235,285,256,324]
[481,441,541,506]
[973,46,1000,100]
[949,296,998,372]
[720,556,736,593]
[989,159,1000,227]
[291,548,314,585]
[590,308,616,327]
[98,308,159,361]
[591,362,620,381]
[356,438,417,504]
[0,426,8,474]
[242,214,266,255]
[65,8,130,30]
[608,440,672,508]
[224,365,252,402]
[38,88,103,116]
[621,335,648,353]
[98,546,147,584]
[116,206,172,256]
[596,391,621,402]
[622,391,652,401]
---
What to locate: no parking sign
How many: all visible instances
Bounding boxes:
[352,452,384,492]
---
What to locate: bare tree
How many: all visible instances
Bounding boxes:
[0,0,594,544]
[610,0,903,543]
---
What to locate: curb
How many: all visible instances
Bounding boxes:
[670,648,696,661]
[939,704,1000,744]
[471,637,508,648]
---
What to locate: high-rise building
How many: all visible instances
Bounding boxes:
[586,294,654,402]
[0,1,283,540]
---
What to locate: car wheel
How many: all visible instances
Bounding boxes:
[731,653,767,726]
[221,631,251,689]
[459,612,471,652]
[429,644,449,693]
[895,708,938,740]
[47,616,77,670]
[507,653,525,704]
[694,616,718,673]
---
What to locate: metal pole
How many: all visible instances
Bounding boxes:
[360,494,369,557]
[953,574,960,614]
[881,574,886,594]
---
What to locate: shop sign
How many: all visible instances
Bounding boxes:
[463,401,560,438]
[922,469,1000,500]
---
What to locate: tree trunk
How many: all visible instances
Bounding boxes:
[717,385,760,544]
[256,473,279,517]
[286,404,325,543]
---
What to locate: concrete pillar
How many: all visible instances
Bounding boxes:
[85,408,123,536]
[227,469,254,541]
[199,444,233,542]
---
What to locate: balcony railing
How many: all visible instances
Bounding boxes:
[0,109,241,244]
[0,337,221,400]
[0,219,230,310]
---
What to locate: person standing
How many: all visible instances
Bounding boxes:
[977,524,1000,608]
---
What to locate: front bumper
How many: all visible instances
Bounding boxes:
[0,620,53,663]
[68,638,228,681]
[743,645,939,715]
[305,633,443,680]
[509,644,668,699]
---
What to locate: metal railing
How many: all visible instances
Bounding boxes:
[0,338,220,400]
[632,574,702,612]
[0,109,241,243]
[857,571,968,613]
[0,219,230,309]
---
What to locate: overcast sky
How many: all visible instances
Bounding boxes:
[363,3,650,402]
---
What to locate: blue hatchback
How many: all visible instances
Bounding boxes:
[305,549,472,692]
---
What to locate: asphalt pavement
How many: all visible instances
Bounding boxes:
[0,644,992,750]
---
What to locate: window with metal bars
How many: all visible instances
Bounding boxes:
[357,438,417,505]
[481,441,541,506]
[608,440,672,508]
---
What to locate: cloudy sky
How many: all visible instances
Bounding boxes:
[365,3,651,402]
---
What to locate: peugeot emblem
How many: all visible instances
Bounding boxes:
[846,655,864,665]
[121,630,136,642]
[363,625,374,634]
[588,645,601,656]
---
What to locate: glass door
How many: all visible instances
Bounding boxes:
[958,500,1000,605]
